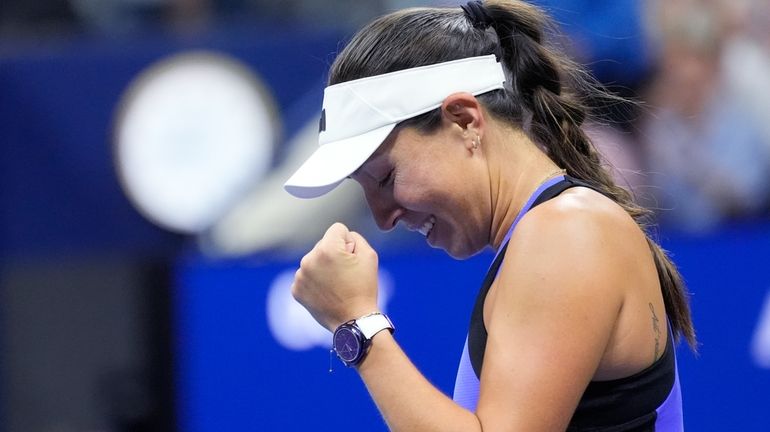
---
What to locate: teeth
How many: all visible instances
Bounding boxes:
[417,216,436,237]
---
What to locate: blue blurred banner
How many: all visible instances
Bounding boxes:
[175,247,484,432]
[175,222,770,431]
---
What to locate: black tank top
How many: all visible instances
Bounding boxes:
[465,176,680,431]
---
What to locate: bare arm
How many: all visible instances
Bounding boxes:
[476,201,625,431]
[294,205,629,431]
[357,331,482,432]
[293,224,481,431]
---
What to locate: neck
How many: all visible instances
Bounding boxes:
[486,128,562,250]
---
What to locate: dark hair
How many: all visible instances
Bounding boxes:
[329,1,696,348]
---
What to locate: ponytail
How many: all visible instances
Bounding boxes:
[328,0,696,348]
[484,0,696,347]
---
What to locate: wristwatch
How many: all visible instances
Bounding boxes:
[333,312,394,367]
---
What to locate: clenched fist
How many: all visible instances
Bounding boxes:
[292,222,380,332]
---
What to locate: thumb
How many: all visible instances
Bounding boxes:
[324,222,351,251]
[347,231,375,257]
[344,230,356,254]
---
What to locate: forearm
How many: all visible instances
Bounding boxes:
[356,331,483,432]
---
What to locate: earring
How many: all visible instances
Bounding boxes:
[472,135,480,150]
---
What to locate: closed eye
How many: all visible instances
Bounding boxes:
[378,169,394,189]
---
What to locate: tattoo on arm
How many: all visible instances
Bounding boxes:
[649,302,661,361]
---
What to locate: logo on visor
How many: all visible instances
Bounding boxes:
[319,109,326,133]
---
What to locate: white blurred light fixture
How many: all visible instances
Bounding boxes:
[114,51,278,233]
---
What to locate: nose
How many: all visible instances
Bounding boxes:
[364,190,404,232]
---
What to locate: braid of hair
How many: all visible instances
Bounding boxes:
[484,0,695,347]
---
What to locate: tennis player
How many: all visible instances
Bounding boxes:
[285,1,695,430]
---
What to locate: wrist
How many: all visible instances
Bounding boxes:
[354,329,393,370]
[330,305,380,331]
[332,312,394,367]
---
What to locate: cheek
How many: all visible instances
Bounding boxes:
[391,152,480,217]
[392,171,445,210]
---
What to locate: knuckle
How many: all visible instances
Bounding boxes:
[292,270,305,292]
[313,238,323,251]
[291,281,307,305]
[365,247,378,261]
[316,247,332,263]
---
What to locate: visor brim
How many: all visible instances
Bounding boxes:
[283,123,397,199]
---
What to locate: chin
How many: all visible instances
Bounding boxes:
[443,242,484,260]
[431,223,485,260]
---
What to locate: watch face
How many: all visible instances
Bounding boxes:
[333,326,361,363]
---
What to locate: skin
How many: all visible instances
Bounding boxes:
[292,93,668,431]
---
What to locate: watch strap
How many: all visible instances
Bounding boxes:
[356,312,394,340]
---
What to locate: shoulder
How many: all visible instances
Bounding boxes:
[509,185,644,273]
[491,186,645,319]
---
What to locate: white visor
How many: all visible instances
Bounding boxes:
[284,54,506,198]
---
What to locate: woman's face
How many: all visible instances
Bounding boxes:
[351,123,491,259]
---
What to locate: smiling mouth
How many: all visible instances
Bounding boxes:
[417,215,436,237]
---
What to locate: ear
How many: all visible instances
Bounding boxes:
[440,92,487,148]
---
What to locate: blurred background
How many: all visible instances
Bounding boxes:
[1,0,768,431]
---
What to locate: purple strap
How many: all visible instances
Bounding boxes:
[490,175,566,265]
[453,174,565,410]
